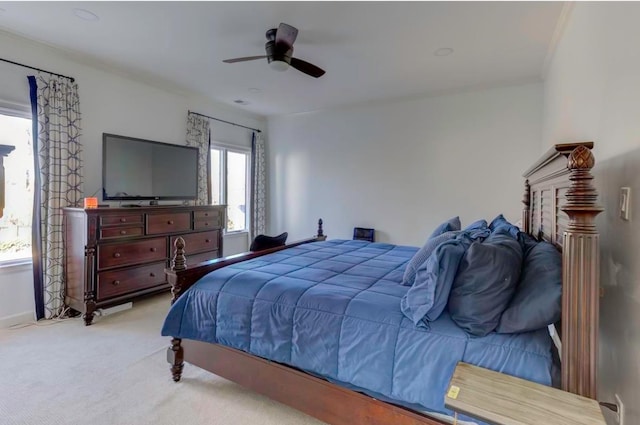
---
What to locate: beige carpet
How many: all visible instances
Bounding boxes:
[0,294,324,425]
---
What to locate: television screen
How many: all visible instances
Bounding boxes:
[102,133,199,201]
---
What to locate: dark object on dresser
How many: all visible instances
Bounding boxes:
[353,227,374,242]
[249,232,288,251]
[63,205,225,325]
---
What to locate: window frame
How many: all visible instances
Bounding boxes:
[210,142,251,234]
[0,103,34,267]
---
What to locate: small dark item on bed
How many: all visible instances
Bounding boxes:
[353,227,375,242]
[250,232,288,251]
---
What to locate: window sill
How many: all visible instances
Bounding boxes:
[0,258,33,271]
[224,230,249,237]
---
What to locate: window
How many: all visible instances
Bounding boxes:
[0,111,33,263]
[211,145,250,232]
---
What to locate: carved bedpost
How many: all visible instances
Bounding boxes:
[167,236,186,382]
[561,145,603,399]
[522,179,531,233]
[316,218,327,241]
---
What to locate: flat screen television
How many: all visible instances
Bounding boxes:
[102,133,199,201]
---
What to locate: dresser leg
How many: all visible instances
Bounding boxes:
[83,311,95,326]
[168,337,184,382]
[82,300,96,326]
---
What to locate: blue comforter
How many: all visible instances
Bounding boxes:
[162,240,553,421]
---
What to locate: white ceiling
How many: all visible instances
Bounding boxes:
[0,2,565,117]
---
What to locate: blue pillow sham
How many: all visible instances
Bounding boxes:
[401,227,489,327]
[401,231,459,287]
[489,214,519,239]
[496,239,562,334]
[448,231,523,336]
[428,216,461,239]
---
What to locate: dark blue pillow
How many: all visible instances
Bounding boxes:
[428,216,461,239]
[489,214,519,239]
[402,231,459,286]
[496,240,562,333]
[448,231,523,336]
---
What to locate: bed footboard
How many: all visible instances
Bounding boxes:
[166,219,326,382]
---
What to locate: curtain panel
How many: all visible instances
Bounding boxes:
[28,75,83,320]
[251,132,266,238]
[185,113,211,205]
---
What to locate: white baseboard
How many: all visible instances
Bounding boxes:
[0,311,35,328]
[98,302,133,316]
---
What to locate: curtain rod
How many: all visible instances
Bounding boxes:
[0,57,75,83]
[188,110,261,133]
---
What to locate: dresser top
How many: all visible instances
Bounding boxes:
[64,205,226,213]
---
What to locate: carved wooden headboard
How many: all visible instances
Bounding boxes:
[522,142,602,400]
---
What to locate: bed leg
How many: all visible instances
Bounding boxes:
[167,337,184,382]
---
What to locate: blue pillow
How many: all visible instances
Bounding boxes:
[400,227,489,327]
[428,216,461,239]
[464,219,488,231]
[496,240,562,333]
[401,237,470,328]
[489,214,519,239]
[448,231,523,336]
[401,231,459,286]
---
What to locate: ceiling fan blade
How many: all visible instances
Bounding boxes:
[275,23,298,47]
[223,56,267,63]
[290,57,325,78]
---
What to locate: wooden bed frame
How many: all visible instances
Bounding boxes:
[165,143,602,424]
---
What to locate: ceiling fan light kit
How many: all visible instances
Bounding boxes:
[223,22,326,78]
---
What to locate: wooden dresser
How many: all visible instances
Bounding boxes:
[63,205,225,325]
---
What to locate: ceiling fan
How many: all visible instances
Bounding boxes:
[223,23,326,78]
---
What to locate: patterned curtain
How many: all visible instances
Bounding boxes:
[28,75,83,320]
[251,132,267,238]
[185,113,211,205]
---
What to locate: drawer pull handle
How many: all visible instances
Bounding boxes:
[204,222,209,226]
[150,247,157,252]
[120,218,127,223]
[112,280,120,286]
[113,252,121,258]
[149,273,155,278]
[205,239,210,243]
[204,213,209,217]
[167,220,174,225]
[120,230,127,235]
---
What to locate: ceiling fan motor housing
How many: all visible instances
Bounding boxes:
[265,32,293,65]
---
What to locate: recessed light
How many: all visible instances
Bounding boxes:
[434,47,454,57]
[73,8,100,21]
[233,99,250,105]
[248,88,261,94]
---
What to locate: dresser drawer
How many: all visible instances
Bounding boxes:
[186,250,220,265]
[194,217,224,231]
[147,212,191,235]
[100,226,144,239]
[97,262,166,300]
[100,213,144,227]
[98,237,166,269]
[170,230,220,255]
[194,209,222,221]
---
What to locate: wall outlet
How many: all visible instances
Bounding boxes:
[619,187,631,221]
[615,393,625,425]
